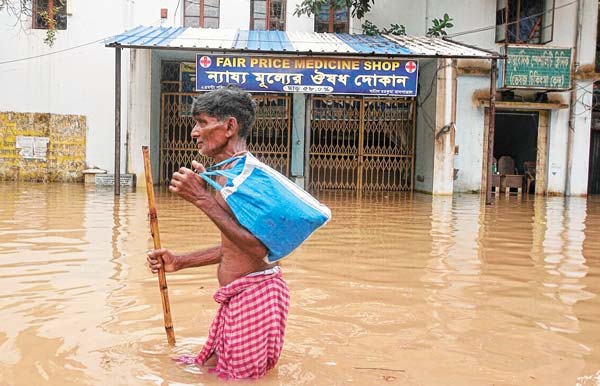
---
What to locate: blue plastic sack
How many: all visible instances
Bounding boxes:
[199,152,331,262]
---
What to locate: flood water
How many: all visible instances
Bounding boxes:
[0,182,599,386]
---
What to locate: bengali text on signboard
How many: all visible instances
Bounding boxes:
[503,45,572,89]
[195,54,419,96]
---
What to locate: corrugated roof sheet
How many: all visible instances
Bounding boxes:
[105,26,500,59]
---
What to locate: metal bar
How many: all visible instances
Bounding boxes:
[410,99,417,191]
[358,97,365,191]
[304,95,312,189]
[486,59,498,205]
[114,47,122,196]
[103,43,503,60]
[159,93,165,184]
[286,95,292,176]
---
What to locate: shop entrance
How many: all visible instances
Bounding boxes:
[493,111,540,194]
[158,61,291,184]
[308,96,416,191]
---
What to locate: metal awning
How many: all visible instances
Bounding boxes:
[106,26,502,200]
[105,25,501,59]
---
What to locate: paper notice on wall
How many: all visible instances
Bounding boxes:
[16,136,49,160]
[33,137,49,160]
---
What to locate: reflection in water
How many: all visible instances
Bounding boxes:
[0,183,599,386]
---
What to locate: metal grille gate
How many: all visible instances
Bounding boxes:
[159,92,291,184]
[309,96,415,191]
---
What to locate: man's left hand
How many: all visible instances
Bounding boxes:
[169,165,211,205]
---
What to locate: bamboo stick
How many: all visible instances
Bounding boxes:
[142,146,176,345]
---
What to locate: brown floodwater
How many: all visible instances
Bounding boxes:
[0,182,599,386]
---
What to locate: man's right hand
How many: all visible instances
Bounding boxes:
[147,248,178,273]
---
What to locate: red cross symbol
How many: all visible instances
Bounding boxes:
[405,61,417,73]
[199,56,212,68]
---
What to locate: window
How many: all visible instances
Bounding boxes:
[315,1,349,33]
[495,0,555,44]
[250,0,286,31]
[33,0,67,30]
[184,0,220,28]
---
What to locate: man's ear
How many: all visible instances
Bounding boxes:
[225,117,239,137]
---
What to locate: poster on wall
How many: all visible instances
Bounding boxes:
[195,54,419,96]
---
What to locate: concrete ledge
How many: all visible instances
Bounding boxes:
[95,174,137,187]
[82,168,107,184]
[477,100,569,110]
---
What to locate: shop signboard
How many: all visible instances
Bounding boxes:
[498,45,572,90]
[195,54,419,96]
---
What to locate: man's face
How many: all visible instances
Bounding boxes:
[191,113,229,158]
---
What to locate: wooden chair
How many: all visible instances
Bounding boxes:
[523,161,536,194]
[491,157,500,194]
[498,155,523,195]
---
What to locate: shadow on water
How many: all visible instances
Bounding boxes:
[0,182,599,386]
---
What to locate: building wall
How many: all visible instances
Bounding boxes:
[568,81,594,195]
[350,0,426,35]
[2,0,597,194]
[221,0,251,29]
[0,0,179,176]
[0,111,86,181]
[367,0,597,195]
[454,76,487,192]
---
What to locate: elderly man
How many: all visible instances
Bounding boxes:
[147,85,290,379]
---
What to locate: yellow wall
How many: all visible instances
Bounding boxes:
[0,112,86,182]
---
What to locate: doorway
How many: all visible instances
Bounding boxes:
[308,95,416,191]
[493,111,538,194]
[494,111,538,174]
[482,109,548,195]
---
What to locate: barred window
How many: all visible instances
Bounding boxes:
[33,0,67,30]
[495,0,555,44]
[251,0,286,31]
[184,0,220,28]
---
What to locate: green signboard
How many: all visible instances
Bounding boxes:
[503,45,572,90]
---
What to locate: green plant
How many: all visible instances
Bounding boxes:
[427,13,454,37]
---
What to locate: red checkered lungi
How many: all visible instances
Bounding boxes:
[195,268,290,379]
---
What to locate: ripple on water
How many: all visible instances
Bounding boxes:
[0,183,599,386]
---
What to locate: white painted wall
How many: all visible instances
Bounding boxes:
[0,0,178,173]
[221,0,251,29]
[127,49,153,178]
[454,75,487,192]
[286,1,314,32]
[547,106,570,193]
[578,0,599,65]
[568,81,593,195]
[222,0,316,31]
[350,0,425,35]
[432,58,456,195]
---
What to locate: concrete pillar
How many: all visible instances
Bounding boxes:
[127,49,153,180]
[432,58,457,195]
[567,80,593,196]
